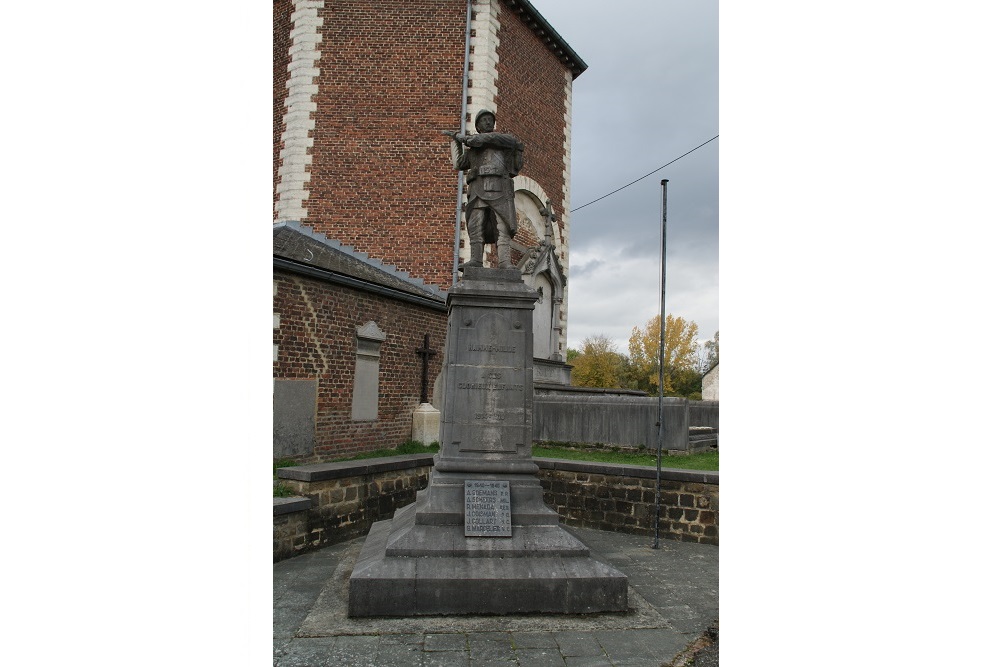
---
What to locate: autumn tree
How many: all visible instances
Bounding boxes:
[569,334,627,388]
[626,314,700,396]
[703,330,719,373]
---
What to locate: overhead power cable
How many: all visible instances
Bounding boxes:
[570,135,719,213]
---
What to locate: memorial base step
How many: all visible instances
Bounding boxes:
[348,510,628,617]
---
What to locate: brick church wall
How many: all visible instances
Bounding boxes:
[273,270,447,461]
[495,1,570,254]
[300,0,467,291]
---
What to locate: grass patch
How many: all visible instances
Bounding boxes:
[272,481,296,498]
[272,441,714,498]
[532,444,718,471]
[273,458,301,498]
[330,440,439,462]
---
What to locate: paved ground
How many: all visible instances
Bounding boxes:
[274,525,718,667]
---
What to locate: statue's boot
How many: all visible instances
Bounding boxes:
[459,241,484,271]
[497,228,514,269]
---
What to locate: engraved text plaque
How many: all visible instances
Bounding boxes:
[464,480,512,537]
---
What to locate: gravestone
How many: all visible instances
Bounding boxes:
[348,267,628,616]
[273,379,316,458]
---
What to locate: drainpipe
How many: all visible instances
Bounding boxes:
[452,0,473,286]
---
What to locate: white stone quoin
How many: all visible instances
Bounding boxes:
[275,0,325,222]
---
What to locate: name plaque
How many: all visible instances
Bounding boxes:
[464,480,512,537]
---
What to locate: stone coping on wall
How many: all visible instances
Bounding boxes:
[273,496,312,515]
[533,457,718,484]
[275,453,436,482]
[533,383,648,397]
[275,453,717,486]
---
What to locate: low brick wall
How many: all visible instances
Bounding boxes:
[273,454,433,562]
[274,454,719,561]
[534,459,718,545]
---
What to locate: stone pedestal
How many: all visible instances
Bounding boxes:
[410,402,440,445]
[348,267,627,616]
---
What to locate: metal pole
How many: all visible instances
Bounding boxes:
[653,179,668,549]
[451,0,473,286]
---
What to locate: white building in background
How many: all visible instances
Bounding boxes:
[702,364,719,401]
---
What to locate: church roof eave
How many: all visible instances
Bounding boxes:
[505,0,588,79]
[273,221,447,310]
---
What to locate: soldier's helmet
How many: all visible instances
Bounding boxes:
[475,109,496,131]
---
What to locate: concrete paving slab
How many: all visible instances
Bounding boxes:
[329,637,379,667]
[564,656,614,667]
[373,642,423,665]
[424,634,468,652]
[596,627,690,663]
[510,631,559,649]
[422,650,470,667]
[467,630,513,645]
[553,631,607,657]
[469,654,519,666]
[274,636,342,667]
[512,647,566,665]
[468,632,517,662]
[377,633,424,647]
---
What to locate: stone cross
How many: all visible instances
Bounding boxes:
[414,333,436,404]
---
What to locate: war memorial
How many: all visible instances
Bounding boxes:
[347,112,628,616]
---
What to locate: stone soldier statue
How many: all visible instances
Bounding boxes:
[444,109,524,269]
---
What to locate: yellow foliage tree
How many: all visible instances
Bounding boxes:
[569,334,626,388]
[627,314,700,394]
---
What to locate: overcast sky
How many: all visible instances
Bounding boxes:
[528,0,719,355]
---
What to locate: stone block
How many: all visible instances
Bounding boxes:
[349,519,627,617]
[411,402,441,444]
[273,379,316,458]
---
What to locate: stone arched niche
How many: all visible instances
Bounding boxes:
[512,184,567,362]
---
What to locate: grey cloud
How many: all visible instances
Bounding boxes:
[532,0,718,352]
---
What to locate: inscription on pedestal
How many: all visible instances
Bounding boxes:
[464,480,512,537]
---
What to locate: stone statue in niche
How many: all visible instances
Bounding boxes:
[443,109,524,270]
